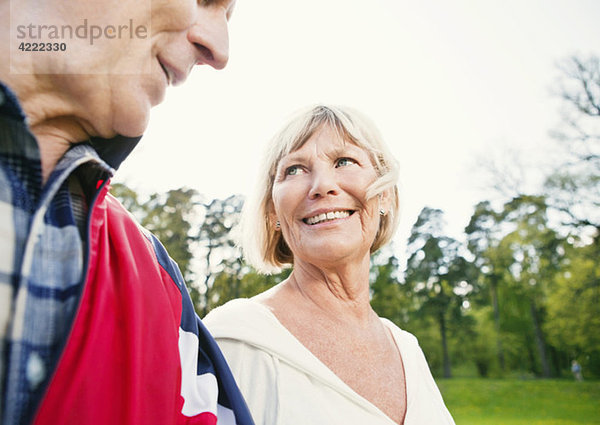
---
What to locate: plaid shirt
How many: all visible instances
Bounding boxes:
[0,82,129,425]
[0,83,255,425]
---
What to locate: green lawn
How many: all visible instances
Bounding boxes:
[436,378,600,425]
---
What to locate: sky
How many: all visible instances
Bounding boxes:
[114,0,600,257]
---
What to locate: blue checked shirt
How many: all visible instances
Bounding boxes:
[0,82,138,425]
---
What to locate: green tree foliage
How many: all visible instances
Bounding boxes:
[465,200,512,373]
[144,188,200,282]
[546,240,600,376]
[405,207,474,378]
[499,195,563,377]
[207,268,289,314]
[466,196,566,377]
[370,249,415,329]
[195,195,244,316]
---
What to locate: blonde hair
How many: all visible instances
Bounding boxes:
[242,104,400,273]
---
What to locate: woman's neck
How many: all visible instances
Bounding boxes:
[283,255,376,325]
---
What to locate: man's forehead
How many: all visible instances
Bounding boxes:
[203,0,237,20]
[225,0,237,19]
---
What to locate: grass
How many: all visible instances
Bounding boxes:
[436,378,600,425]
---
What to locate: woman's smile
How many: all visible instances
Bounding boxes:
[302,209,355,226]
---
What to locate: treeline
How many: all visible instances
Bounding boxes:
[111,55,599,379]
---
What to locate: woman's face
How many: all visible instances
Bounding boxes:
[271,125,388,267]
[45,0,236,138]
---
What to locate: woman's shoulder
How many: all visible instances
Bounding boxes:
[379,317,420,347]
[204,298,257,319]
[202,298,283,343]
[204,298,265,328]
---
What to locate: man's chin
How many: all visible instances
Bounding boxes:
[111,106,150,138]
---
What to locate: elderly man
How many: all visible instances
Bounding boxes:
[0,1,253,424]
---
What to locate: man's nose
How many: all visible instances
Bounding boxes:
[188,7,230,70]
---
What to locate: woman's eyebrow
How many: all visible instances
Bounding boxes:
[279,151,309,165]
[275,155,302,175]
[330,146,351,156]
[279,143,363,166]
[327,144,364,159]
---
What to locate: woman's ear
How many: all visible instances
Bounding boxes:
[379,188,393,216]
[267,201,279,230]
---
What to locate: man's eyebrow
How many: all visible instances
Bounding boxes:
[199,0,217,7]
[201,0,233,7]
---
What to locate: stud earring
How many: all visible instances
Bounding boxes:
[379,209,385,216]
[275,220,281,230]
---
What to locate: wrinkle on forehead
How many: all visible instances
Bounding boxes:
[280,130,356,165]
[284,128,373,170]
[284,144,361,166]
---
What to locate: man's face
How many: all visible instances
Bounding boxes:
[48,0,236,138]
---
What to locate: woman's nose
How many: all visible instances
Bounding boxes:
[308,168,339,199]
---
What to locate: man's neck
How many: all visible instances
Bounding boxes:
[0,2,96,183]
[1,74,93,182]
[31,118,92,182]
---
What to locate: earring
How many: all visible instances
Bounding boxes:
[379,209,385,216]
[275,220,281,230]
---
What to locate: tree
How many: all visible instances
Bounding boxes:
[545,238,600,377]
[465,201,512,373]
[143,188,201,281]
[405,207,473,378]
[546,55,600,238]
[195,194,245,316]
[370,249,414,328]
[498,195,564,377]
[207,267,289,314]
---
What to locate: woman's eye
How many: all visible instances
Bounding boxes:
[336,158,357,167]
[285,165,304,176]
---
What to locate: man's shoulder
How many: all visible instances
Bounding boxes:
[101,191,188,294]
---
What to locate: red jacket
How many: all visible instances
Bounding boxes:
[33,186,254,425]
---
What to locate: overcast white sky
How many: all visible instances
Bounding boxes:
[115,0,600,255]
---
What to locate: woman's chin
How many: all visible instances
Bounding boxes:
[301,239,366,265]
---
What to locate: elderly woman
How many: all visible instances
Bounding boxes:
[0,1,254,425]
[204,105,455,425]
